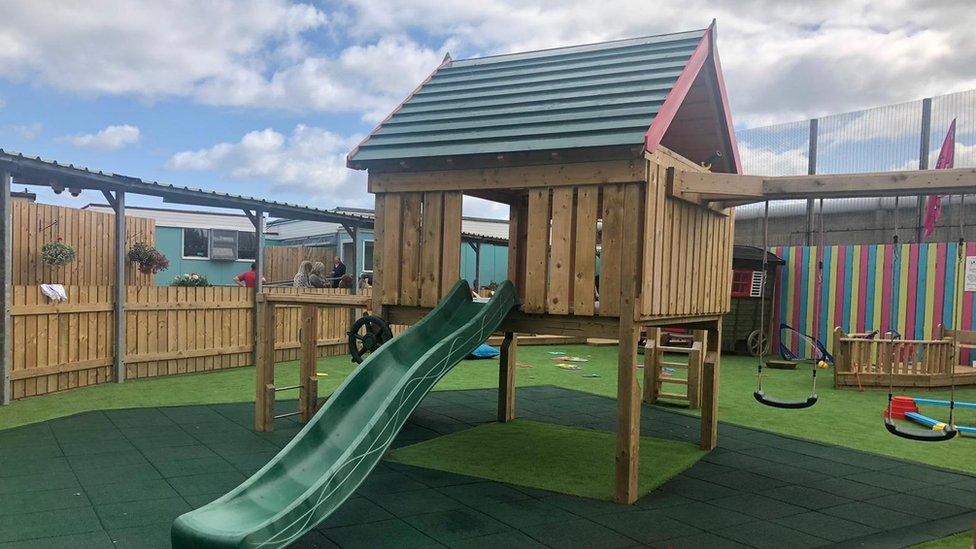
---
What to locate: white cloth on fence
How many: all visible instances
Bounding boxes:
[40,284,68,302]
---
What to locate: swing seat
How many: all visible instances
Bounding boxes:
[754,390,818,409]
[884,419,957,442]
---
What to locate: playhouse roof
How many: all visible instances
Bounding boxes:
[348,24,740,173]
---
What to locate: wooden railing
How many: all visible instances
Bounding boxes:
[833,328,956,388]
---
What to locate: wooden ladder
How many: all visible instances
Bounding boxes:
[642,327,705,409]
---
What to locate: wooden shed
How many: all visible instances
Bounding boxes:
[348,23,739,504]
[723,245,784,355]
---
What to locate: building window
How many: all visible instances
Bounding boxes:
[731,269,766,298]
[750,271,766,298]
[238,232,257,260]
[730,269,752,297]
[183,228,209,258]
[363,241,374,271]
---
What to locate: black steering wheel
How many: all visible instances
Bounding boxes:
[347,315,393,364]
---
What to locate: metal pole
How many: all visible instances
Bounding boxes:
[113,191,126,383]
[255,210,265,294]
[350,226,358,294]
[805,118,818,246]
[253,210,265,369]
[0,171,11,404]
[474,241,482,290]
[916,98,933,242]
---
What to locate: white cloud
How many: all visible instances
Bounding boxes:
[337,0,976,126]
[0,97,5,109]
[62,124,140,151]
[463,196,509,220]
[167,125,369,206]
[192,36,447,122]
[0,1,443,122]
[738,141,808,176]
[8,122,43,140]
[3,1,976,129]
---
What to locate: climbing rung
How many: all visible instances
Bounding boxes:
[659,392,689,400]
[274,411,301,419]
[274,384,304,392]
[657,345,693,354]
[660,361,689,368]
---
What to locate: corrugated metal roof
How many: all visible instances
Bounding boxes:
[0,150,373,227]
[348,29,706,165]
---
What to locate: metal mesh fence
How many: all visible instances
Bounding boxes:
[735,89,976,247]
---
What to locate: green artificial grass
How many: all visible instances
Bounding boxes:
[2,344,975,478]
[910,532,974,549]
[387,419,706,500]
[0,358,357,431]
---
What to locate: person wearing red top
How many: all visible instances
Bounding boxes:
[234,262,265,288]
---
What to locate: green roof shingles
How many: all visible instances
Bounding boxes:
[349,29,706,164]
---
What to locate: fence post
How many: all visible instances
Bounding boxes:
[915,98,933,242]
[0,171,10,405]
[112,191,126,383]
[299,304,319,423]
[804,118,818,246]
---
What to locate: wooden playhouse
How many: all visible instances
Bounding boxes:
[348,25,739,503]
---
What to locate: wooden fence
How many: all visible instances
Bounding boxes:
[11,200,156,286]
[8,285,370,400]
[264,246,336,284]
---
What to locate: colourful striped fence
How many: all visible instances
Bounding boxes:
[772,242,975,363]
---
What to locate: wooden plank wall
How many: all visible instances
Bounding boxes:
[264,246,336,283]
[10,200,156,286]
[7,286,372,400]
[374,191,463,307]
[642,151,733,318]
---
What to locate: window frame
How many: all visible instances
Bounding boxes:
[182,228,211,260]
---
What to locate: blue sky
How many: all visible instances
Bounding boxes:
[2,1,975,218]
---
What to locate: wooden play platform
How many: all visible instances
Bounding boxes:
[834,327,976,388]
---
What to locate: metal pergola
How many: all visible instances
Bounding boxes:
[0,150,373,405]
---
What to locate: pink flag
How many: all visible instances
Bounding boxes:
[923,118,957,239]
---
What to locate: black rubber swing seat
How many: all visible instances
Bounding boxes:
[754,391,818,409]
[884,418,958,442]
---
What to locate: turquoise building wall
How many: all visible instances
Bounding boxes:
[154,226,262,286]
[461,243,509,287]
[154,225,510,287]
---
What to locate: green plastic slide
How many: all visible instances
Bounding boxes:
[172,280,516,548]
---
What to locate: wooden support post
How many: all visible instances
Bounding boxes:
[299,304,319,423]
[615,317,641,504]
[112,191,126,383]
[688,329,706,409]
[688,344,702,409]
[255,300,276,432]
[497,332,517,422]
[614,182,643,505]
[642,327,660,404]
[0,171,10,405]
[699,320,722,450]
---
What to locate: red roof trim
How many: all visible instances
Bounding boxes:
[347,53,453,169]
[644,23,740,174]
[708,26,742,173]
[643,29,710,153]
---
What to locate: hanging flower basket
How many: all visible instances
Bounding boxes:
[128,242,170,275]
[41,239,76,268]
